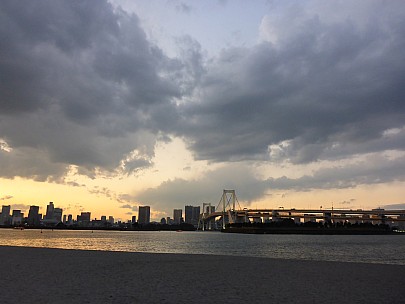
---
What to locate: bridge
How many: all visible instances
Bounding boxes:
[197,190,405,230]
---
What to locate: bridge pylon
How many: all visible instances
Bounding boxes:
[220,189,237,229]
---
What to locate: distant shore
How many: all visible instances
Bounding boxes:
[0,246,404,303]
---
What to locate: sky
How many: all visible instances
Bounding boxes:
[1,0,405,221]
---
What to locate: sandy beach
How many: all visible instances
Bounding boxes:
[0,246,404,303]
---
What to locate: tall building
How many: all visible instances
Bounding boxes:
[27,205,41,226]
[77,212,91,226]
[138,206,150,224]
[173,209,182,224]
[185,205,201,226]
[11,210,24,226]
[54,208,63,222]
[0,205,11,226]
[131,215,137,223]
[45,202,55,220]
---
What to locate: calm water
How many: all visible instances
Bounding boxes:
[1,229,404,265]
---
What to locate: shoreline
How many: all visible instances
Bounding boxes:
[1,246,404,303]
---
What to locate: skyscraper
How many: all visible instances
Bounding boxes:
[138,206,150,224]
[173,209,182,224]
[185,205,201,226]
[0,205,11,226]
[11,210,23,226]
[27,205,40,226]
[54,208,63,223]
[45,202,55,220]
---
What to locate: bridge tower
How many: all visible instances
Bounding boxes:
[220,189,237,229]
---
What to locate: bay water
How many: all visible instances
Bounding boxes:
[1,229,404,265]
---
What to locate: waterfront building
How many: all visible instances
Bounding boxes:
[77,212,91,226]
[45,202,55,220]
[138,206,150,224]
[160,217,167,224]
[101,216,107,222]
[67,214,73,225]
[185,205,201,226]
[11,210,24,226]
[27,206,41,226]
[108,216,114,225]
[54,208,63,223]
[173,209,182,224]
[0,205,11,226]
[131,215,136,224]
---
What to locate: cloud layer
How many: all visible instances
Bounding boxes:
[1,0,405,210]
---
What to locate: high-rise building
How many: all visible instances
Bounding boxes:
[131,215,137,223]
[27,205,41,226]
[67,214,73,224]
[173,209,182,224]
[185,205,193,224]
[0,205,11,226]
[11,210,24,226]
[185,205,201,226]
[54,208,63,223]
[45,202,55,220]
[138,206,150,224]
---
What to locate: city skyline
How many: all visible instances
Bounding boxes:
[0,201,203,224]
[1,0,405,221]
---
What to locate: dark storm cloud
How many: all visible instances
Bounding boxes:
[177,1,405,164]
[0,0,184,179]
[2,0,405,199]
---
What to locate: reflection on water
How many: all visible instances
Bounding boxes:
[1,229,404,265]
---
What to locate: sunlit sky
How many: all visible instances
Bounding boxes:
[1,0,405,221]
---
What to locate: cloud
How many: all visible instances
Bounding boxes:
[10,204,30,212]
[177,1,405,164]
[0,195,13,201]
[383,203,405,210]
[1,0,405,213]
[136,153,405,212]
[0,0,184,180]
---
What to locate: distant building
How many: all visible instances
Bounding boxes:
[160,217,167,225]
[108,216,114,225]
[138,206,150,224]
[45,202,55,220]
[173,209,182,224]
[67,214,73,225]
[77,212,91,226]
[11,210,24,226]
[54,208,63,223]
[131,215,137,224]
[185,205,201,226]
[27,205,41,226]
[0,205,11,226]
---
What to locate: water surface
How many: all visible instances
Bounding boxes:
[1,229,404,265]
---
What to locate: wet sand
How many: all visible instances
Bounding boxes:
[0,246,404,303]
